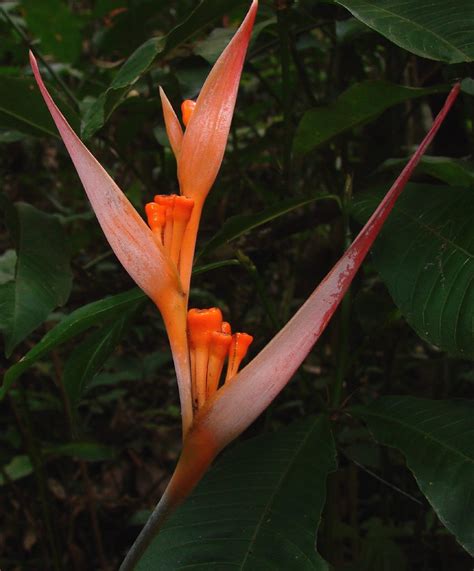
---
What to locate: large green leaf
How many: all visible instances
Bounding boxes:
[138,416,336,570]
[81,0,249,138]
[293,81,446,155]
[0,203,72,357]
[1,288,146,399]
[335,0,474,63]
[0,77,78,138]
[198,195,338,259]
[351,397,474,555]
[22,0,82,63]
[352,183,474,359]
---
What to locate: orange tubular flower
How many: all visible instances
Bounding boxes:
[30,0,461,567]
[159,0,258,295]
[30,0,258,441]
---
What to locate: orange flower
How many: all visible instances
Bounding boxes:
[30,0,258,437]
[30,1,460,566]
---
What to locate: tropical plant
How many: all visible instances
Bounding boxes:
[0,1,473,570]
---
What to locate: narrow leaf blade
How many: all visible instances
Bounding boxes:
[1,288,146,399]
[63,305,142,408]
[82,0,252,138]
[294,81,447,155]
[198,195,338,259]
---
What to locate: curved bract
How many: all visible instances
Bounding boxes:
[177,0,258,201]
[120,83,461,570]
[30,53,179,309]
[29,2,461,568]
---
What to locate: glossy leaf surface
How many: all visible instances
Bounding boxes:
[137,416,336,570]
[336,0,474,63]
[352,397,474,555]
[352,183,474,358]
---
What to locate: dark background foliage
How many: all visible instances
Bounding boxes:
[1,1,473,569]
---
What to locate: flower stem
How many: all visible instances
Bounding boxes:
[179,198,204,298]
[119,427,217,571]
[160,289,194,437]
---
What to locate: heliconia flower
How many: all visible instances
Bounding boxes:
[159,0,258,293]
[29,0,460,566]
[29,0,258,437]
[119,83,461,570]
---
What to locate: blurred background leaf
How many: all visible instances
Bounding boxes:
[21,0,82,63]
[294,81,447,155]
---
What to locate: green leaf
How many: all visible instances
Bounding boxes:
[378,156,474,188]
[0,249,16,284]
[351,397,474,555]
[0,454,33,486]
[81,37,164,139]
[193,259,241,274]
[1,257,234,400]
[45,442,116,461]
[195,27,236,64]
[1,288,146,399]
[461,78,474,96]
[1,203,72,357]
[198,195,338,259]
[335,0,474,63]
[63,304,143,408]
[352,183,474,358]
[22,0,82,63]
[293,81,447,155]
[0,76,78,138]
[138,416,336,570]
[81,0,249,138]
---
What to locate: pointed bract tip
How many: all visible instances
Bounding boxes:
[29,48,179,313]
[177,0,258,200]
